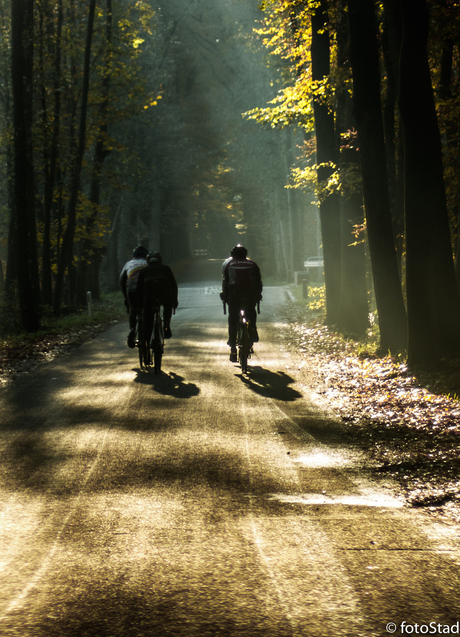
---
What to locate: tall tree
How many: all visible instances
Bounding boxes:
[53,0,96,314]
[398,0,460,366]
[11,0,40,330]
[347,0,407,353]
[310,0,341,326]
[75,0,112,306]
[40,0,63,305]
[335,4,368,337]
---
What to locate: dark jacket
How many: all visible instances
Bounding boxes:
[221,256,262,303]
[137,261,178,309]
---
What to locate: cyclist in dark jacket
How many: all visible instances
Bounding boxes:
[120,245,148,348]
[221,244,262,362]
[137,252,178,342]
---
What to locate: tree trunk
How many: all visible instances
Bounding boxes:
[311,0,341,326]
[347,0,407,353]
[75,0,112,306]
[5,131,16,294]
[336,159,369,336]
[41,0,63,306]
[11,0,40,331]
[335,3,368,336]
[399,0,460,366]
[53,0,96,314]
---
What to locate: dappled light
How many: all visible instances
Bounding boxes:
[280,306,460,524]
[270,492,404,508]
[3,0,460,629]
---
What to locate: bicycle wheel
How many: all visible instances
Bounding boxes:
[143,339,152,366]
[137,321,146,368]
[152,312,164,373]
[239,322,250,373]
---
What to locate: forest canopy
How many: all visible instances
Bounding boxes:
[3,0,460,368]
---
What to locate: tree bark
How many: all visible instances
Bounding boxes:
[41,0,63,306]
[53,0,96,314]
[347,0,407,353]
[5,128,16,294]
[311,0,341,326]
[335,3,368,336]
[11,0,40,331]
[76,0,112,306]
[398,0,460,366]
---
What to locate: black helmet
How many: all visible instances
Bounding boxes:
[147,251,162,264]
[133,245,148,259]
[231,244,247,258]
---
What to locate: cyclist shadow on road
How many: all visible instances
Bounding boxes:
[134,370,200,399]
[236,367,302,402]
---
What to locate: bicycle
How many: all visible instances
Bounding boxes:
[236,307,251,373]
[136,311,151,369]
[150,300,164,374]
[223,300,260,373]
[136,301,164,373]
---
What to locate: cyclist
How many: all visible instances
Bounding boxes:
[120,245,148,348]
[221,244,262,362]
[137,252,178,343]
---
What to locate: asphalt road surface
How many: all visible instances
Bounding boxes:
[1,272,460,637]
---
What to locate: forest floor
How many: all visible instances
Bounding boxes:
[279,300,460,527]
[1,292,460,526]
[0,296,124,388]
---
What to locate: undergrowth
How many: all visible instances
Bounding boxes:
[289,283,381,360]
[0,292,125,348]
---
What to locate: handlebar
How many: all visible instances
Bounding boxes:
[222,300,260,315]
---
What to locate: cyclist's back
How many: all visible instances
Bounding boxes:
[120,245,148,348]
[137,252,178,340]
[221,244,262,361]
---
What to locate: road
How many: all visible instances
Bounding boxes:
[0,273,459,637]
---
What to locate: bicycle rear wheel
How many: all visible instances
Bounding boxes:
[138,315,152,368]
[137,322,145,368]
[152,312,164,373]
[143,340,152,366]
[239,323,250,373]
[138,339,144,368]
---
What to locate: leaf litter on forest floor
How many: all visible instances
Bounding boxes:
[280,304,460,525]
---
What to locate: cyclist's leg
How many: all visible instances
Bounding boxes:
[238,306,250,372]
[247,303,258,343]
[127,289,139,348]
[137,312,145,366]
[163,304,172,338]
[143,307,154,345]
[227,302,239,358]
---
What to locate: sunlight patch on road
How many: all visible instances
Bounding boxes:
[268,492,404,508]
[292,450,355,469]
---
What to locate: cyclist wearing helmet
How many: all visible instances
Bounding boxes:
[137,252,178,341]
[221,244,263,362]
[120,245,148,347]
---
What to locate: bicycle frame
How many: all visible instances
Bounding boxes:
[222,298,260,372]
[136,301,164,372]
